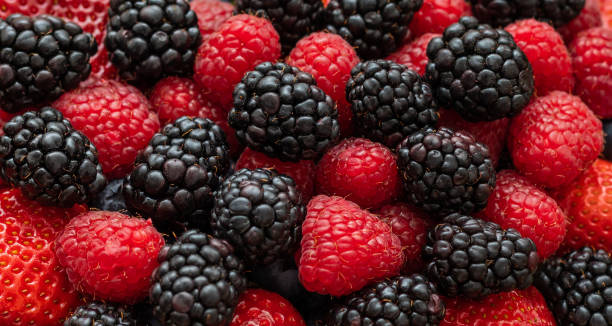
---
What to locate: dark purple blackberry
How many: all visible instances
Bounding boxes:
[603,120,612,162]
[90,178,128,213]
[64,302,136,326]
[346,60,439,149]
[423,213,540,299]
[0,14,97,113]
[328,274,445,325]
[425,16,534,122]
[123,116,230,233]
[105,0,201,85]
[469,0,585,27]
[535,247,612,326]
[211,168,305,265]
[0,107,106,207]
[396,126,495,216]
[321,0,422,59]
[228,61,339,161]
[150,230,247,326]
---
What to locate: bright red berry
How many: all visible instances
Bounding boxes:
[299,195,404,296]
[407,0,471,39]
[508,91,603,188]
[0,0,54,19]
[558,0,602,44]
[387,33,438,75]
[191,0,234,39]
[603,0,612,29]
[55,211,165,304]
[230,289,305,326]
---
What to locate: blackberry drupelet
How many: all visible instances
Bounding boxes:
[123,116,230,233]
[64,302,136,326]
[321,0,422,59]
[228,62,339,161]
[211,168,305,265]
[535,247,612,326]
[150,230,247,326]
[425,16,534,121]
[423,213,540,299]
[346,60,439,149]
[469,0,585,27]
[0,107,106,207]
[328,274,445,325]
[105,0,201,84]
[90,178,128,212]
[0,14,97,113]
[396,127,495,216]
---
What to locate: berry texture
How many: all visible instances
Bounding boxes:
[230,289,306,326]
[90,178,127,212]
[469,0,585,27]
[508,91,603,188]
[228,62,339,161]
[315,138,401,209]
[64,302,137,326]
[299,195,404,296]
[423,213,540,299]
[190,0,234,38]
[558,0,602,44]
[408,0,471,38]
[346,60,439,149]
[0,0,54,19]
[425,16,534,121]
[387,33,439,76]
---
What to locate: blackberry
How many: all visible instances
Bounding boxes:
[123,116,230,233]
[211,168,305,265]
[150,230,247,326]
[423,213,539,299]
[328,274,445,325]
[228,61,339,161]
[469,0,585,27]
[425,16,534,121]
[0,14,97,113]
[396,127,495,216]
[105,0,201,84]
[321,0,422,59]
[535,247,612,326]
[346,60,439,149]
[64,302,136,326]
[90,178,128,212]
[0,107,106,207]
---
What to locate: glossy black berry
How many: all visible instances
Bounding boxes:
[469,0,585,27]
[602,120,612,162]
[90,178,128,212]
[64,302,136,326]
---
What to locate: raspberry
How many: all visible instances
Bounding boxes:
[558,0,602,44]
[53,79,160,179]
[386,33,439,75]
[407,0,471,39]
[603,0,612,29]
[230,289,305,326]
[55,211,165,303]
[508,91,602,188]
[286,32,360,137]
[570,27,612,118]
[299,195,403,296]
[235,148,315,202]
[191,0,234,39]
[194,14,281,109]
[315,138,401,209]
[477,170,567,259]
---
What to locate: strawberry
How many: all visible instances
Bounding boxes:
[0,0,54,19]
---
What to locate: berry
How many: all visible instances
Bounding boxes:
[468,0,585,27]
[603,0,612,29]
[194,14,281,109]
[604,120,612,161]
[397,127,496,216]
[315,138,401,209]
[53,78,160,179]
[386,33,439,76]
[557,0,602,44]
[408,0,471,38]
[423,213,540,299]
[299,195,404,296]
[64,302,137,326]
[0,0,54,19]
[0,14,97,113]
[150,230,247,326]
[346,60,439,149]
[90,178,127,212]
[508,91,603,188]
[228,62,340,161]
[286,32,359,137]
[230,289,306,326]
[190,0,234,38]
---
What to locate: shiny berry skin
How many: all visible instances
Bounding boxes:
[408,0,471,38]
[0,0,54,19]
[386,33,439,75]
[558,0,602,44]
[603,0,612,29]
[190,0,234,38]
[230,289,305,326]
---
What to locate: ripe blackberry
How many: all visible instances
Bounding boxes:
[228,61,339,161]
[64,302,136,326]
[150,230,247,326]
[0,14,97,113]
[321,0,423,59]
[0,107,106,207]
[105,0,201,84]
[535,247,612,326]
[397,126,495,216]
[425,16,534,121]
[328,274,445,325]
[346,60,439,149]
[90,178,128,212]
[123,116,230,233]
[211,168,305,265]
[423,213,540,299]
[469,0,585,27]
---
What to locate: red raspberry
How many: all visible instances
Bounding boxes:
[53,79,160,179]
[558,0,602,44]
[55,211,165,304]
[505,19,574,96]
[508,91,603,188]
[477,170,566,259]
[230,289,305,326]
[299,195,403,296]
[387,33,438,75]
[286,32,360,137]
[570,27,612,118]
[235,148,315,201]
[190,0,234,39]
[603,0,612,29]
[194,14,281,109]
[407,0,471,39]
[315,138,401,209]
